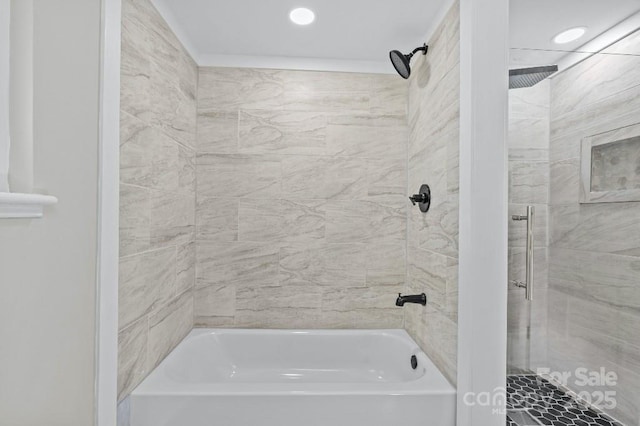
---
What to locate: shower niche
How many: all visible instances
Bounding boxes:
[580,123,640,203]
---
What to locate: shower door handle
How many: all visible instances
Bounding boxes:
[510,205,534,301]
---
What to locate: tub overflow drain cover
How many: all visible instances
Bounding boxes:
[411,355,418,369]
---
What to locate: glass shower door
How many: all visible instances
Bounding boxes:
[507,2,640,424]
[507,71,550,375]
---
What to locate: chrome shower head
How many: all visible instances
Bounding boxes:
[389,44,428,79]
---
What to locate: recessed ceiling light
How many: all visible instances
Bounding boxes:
[553,27,587,44]
[289,8,315,25]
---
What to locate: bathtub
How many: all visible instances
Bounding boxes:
[130,329,456,426]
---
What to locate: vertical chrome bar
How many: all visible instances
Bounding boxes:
[510,205,534,300]
[525,205,534,301]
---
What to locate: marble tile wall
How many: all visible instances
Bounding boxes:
[507,81,550,374]
[404,2,460,385]
[118,0,197,401]
[194,67,408,329]
[547,30,640,425]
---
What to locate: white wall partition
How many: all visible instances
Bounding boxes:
[96,0,121,424]
[0,0,102,423]
[457,0,509,425]
[0,0,11,192]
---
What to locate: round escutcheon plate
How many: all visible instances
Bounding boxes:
[418,184,431,213]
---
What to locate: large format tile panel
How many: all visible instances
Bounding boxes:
[195,66,409,329]
[118,0,197,402]
[404,1,460,386]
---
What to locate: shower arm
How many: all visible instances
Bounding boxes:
[408,44,429,59]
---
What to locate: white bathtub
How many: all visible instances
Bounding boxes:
[130,329,456,426]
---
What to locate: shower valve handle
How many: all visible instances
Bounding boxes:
[409,184,431,213]
[409,193,427,205]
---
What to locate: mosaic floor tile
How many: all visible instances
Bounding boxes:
[508,409,543,425]
[506,375,624,426]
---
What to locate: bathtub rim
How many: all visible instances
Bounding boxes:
[132,328,457,398]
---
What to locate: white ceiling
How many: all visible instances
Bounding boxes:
[510,0,640,68]
[151,0,453,73]
[151,0,640,73]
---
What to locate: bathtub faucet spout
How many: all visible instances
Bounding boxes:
[395,293,427,307]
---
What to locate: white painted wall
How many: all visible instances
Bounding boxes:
[0,0,103,424]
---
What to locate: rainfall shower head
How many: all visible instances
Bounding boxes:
[509,65,558,89]
[389,44,428,79]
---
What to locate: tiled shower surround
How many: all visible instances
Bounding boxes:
[545,29,640,425]
[118,0,459,408]
[193,68,409,329]
[116,0,463,405]
[118,0,197,401]
[404,3,460,385]
[507,29,640,425]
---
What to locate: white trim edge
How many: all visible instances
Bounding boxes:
[95,0,120,424]
[0,192,57,218]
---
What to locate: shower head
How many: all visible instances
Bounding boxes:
[509,65,558,89]
[389,44,428,79]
